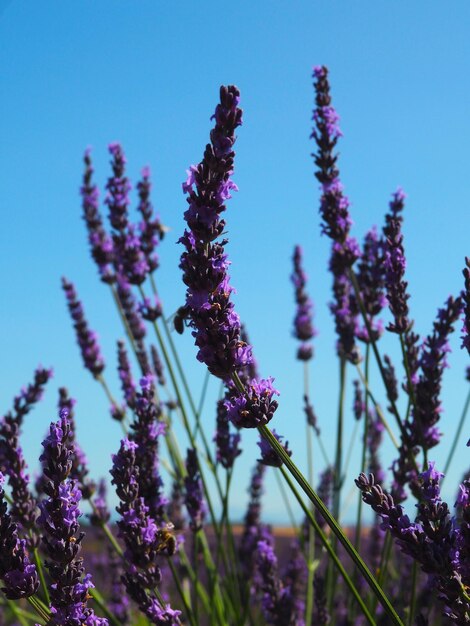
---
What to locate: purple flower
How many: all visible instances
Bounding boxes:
[329,268,360,364]
[355,227,386,343]
[62,277,105,377]
[89,478,110,527]
[257,430,291,467]
[291,245,316,361]
[6,366,53,427]
[111,437,178,624]
[117,340,137,410]
[239,463,267,580]
[81,149,116,284]
[0,474,39,599]
[224,378,279,429]
[353,379,364,421]
[383,188,411,335]
[138,295,163,322]
[214,397,241,469]
[311,66,359,264]
[356,470,470,622]
[303,394,320,435]
[0,367,52,540]
[184,448,206,532]
[255,539,302,626]
[39,413,107,625]
[412,295,462,451]
[462,257,470,355]
[179,85,276,401]
[128,377,167,522]
[137,167,165,274]
[105,142,131,234]
[150,345,166,386]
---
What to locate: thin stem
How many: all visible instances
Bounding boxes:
[443,386,470,480]
[260,425,404,626]
[193,370,211,439]
[274,470,298,532]
[407,560,418,626]
[279,466,376,626]
[353,345,370,555]
[32,545,50,606]
[355,364,400,451]
[89,588,122,626]
[399,333,417,410]
[96,374,127,435]
[168,558,198,626]
[333,357,346,520]
[109,283,139,355]
[6,599,31,626]
[304,360,315,626]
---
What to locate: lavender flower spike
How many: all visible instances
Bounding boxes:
[383,188,410,334]
[214,397,241,469]
[62,277,105,378]
[311,65,359,266]
[184,448,206,532]
[179,86,252,380]
[412,295,463,451]
[291,245,316,361]
[462,256,470,355]
[81,148,115,284]
[179,85,280,427]
[39,410,108,625]
[137,166,166,275]
[0,473,39,599]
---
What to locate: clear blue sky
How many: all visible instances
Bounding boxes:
[1,1,469,524]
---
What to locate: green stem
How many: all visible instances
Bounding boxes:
[260,426,404,626]
[443,386,470,480]
[274,470,298,532]
[32,545,50,606]
[353,345,370,556]
[304,361,315,626]
[279,467,376,626]
[27,595,50,623]
[89,588,122,626]
[407,560,418,626]
[399,333,418,410]
[168,558,198,626]
[7,599,31,626]
[327,357,346,617]
[333,358,346,520]
[96,374,127,435]
[355,364,400,451]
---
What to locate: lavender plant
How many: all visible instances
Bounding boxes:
[1,68,469,626]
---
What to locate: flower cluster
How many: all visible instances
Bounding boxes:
[128,376,167,522]
[356,465,470,622]
[39,411,107,625]
[0,473,39,600]
[184,448,206,532]
[111,438,180,625]
[81,149,115,284]
[291,245,316,361]
[462,256,470,355]
[214,397,241,469]
[355,226,386,343]
[62,277,105,378]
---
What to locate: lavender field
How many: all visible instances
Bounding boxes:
[2,3,470,626]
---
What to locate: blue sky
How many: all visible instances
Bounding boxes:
[1,1,469,524]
